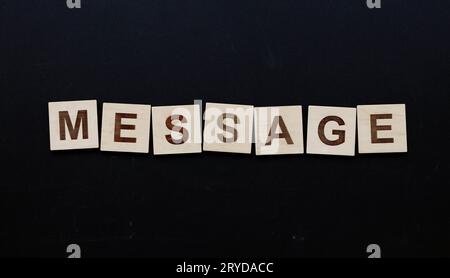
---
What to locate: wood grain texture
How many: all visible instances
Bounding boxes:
[306,106,356,156]
[254,106,304,155]
[152,105,202,155]
[48,100,99,151]
[203,103,254,154]
[100,103,151,153]
[357,104,408,154]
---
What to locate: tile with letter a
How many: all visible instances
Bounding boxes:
[306,106,356,156]
[48,100,99,151]
[203,103,254,154]
[100,103,151,153]
[152,105,202,155]
[254,106,304,155]
[357,104,407,153]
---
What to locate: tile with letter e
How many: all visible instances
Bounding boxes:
[306,105,356,156]
[48,100,99,151]
[357,104,407,153]
[254,106,304,155]
[203,102,254,154]
[152,105,202,155]
[100,103,151,153]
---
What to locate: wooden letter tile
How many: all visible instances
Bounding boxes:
[306,105,356,156]
[48,100,99,150]
[357,104,407,153]
[203,103,254,154]
[152,105,202,155]
[254,106,304,155]
[100,103,151,153]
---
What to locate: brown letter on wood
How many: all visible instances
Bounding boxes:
[59,110,88,140]
[165,114,189,145]
[114,113,137,143]
[265,116,294,145]
[218,113,239,143]
[318,116,345,146]
[370,114,394,144]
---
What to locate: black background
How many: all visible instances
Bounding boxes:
[1,0,449,257]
